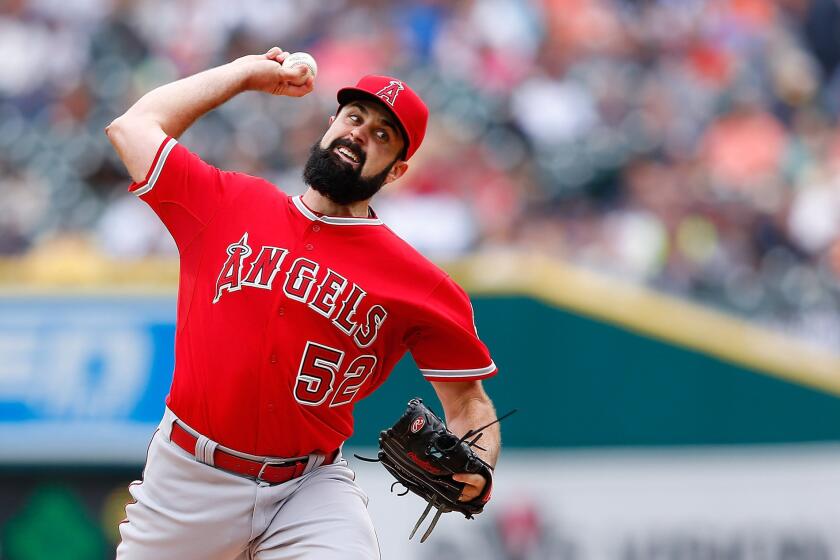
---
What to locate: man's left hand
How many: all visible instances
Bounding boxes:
[453,472,487,502]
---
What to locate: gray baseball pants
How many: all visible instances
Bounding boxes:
[117,410,380,559]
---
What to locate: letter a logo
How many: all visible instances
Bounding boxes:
[375,81,404,107]
[213,232,252,304]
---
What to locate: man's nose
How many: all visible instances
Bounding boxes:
[349,128,366,146]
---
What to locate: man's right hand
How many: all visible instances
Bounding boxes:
[236,47,315,98]
[107,46,315,183]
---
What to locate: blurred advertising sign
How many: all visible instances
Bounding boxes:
[355,447,840,560]
[0,447,837,559]
[0,295,174,464]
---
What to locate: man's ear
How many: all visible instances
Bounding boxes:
[384,161,409,185]
[328,115,336,125]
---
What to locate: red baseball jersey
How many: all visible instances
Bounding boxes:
[129,137,497,457]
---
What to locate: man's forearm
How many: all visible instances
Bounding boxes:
[444,395,501,468]
[106,49,311,183]
[121,62,251,139]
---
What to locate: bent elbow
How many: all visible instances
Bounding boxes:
[105,113,136,138]
[104,115,128,143]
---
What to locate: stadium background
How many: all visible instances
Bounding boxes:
[2,0,840,558]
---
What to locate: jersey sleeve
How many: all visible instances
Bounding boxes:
[128,137,245,251]
[407,276,498,382]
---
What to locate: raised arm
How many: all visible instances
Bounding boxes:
[431,380,501,501]
[105,47,313,183]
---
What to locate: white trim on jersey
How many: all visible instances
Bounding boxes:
[292,195,383,226]
[133,138,178,197]
[419,361,497,379]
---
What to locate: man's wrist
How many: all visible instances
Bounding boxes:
[226,61,256,94]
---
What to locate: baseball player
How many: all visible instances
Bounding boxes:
[106,47,501,559]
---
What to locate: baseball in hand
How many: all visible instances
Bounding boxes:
[282,52,317,78]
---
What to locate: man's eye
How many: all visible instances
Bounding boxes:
[376,130,389,142]
[349,114,361,123]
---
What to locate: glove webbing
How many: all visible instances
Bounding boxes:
[379,437,462,505]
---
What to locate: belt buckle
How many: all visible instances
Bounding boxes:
[256,458,299,483]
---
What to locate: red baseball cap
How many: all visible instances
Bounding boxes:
[336,75,429,161]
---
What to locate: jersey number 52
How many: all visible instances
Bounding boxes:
[293,341,377,407]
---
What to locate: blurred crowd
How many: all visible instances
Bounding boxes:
[1,0,840,349]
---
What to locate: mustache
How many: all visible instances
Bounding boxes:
[329,137,366,168]
[303,137,393,206]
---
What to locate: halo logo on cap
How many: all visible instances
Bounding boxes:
[375,81,405,107]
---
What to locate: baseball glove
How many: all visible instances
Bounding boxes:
[356,398,512,542]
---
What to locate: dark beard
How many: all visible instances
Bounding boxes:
[302,138,395,205]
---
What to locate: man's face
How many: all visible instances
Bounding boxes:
[303,100,408,205]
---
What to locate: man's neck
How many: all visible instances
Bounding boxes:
[301,188,371,218]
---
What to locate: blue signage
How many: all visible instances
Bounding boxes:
[0,294,176,465]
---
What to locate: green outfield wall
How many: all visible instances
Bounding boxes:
[349,295,840,447]
[349,254,840,448]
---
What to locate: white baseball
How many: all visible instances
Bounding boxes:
[282,52,317,78]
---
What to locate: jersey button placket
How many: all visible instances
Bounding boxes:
[312,224,320,232]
